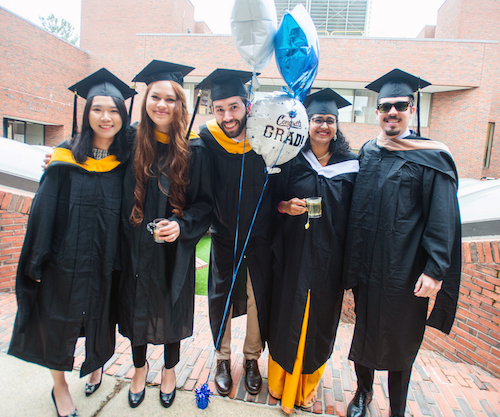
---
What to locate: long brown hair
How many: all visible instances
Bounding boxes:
[129,81,190,225]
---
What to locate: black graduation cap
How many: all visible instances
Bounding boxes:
[132,60,195,87]
[68,67,136,101]
[365,68,431,99]
[195,69,254,101]
[303,88,351,118]
[68,68,136,137]
[365,68,431,136]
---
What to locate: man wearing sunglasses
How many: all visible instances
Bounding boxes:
[343,69,461,417]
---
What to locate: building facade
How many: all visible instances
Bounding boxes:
[1,0,498,178]
[274,0,370,36]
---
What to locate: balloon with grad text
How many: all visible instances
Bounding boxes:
[247,92,309,174]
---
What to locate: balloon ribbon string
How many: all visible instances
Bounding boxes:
[207,104,294,383]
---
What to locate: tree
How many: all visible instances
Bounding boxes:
[39,14,79,45]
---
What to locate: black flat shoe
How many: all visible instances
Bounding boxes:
[51,389,79,417]
[128,362,149,408]
[159,388,176,408]
[84,368,103,396]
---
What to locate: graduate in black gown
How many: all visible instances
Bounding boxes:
[8,68,135,417]
[267,89,359,413]
[196,69,278,396]
[117,60,213,409]
[343,69,461,417]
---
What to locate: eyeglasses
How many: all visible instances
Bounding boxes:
[377,101,411,113]
[311,117,337,126]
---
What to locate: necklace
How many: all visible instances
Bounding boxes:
[317,151,331,161]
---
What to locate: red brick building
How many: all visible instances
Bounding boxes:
[1,0,499,178]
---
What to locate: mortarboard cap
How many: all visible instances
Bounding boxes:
[132,60,194,87]
[195,69,255,102]
[365,68,431,100]
[68,67,136,101]
[68,68,136,137]
[303,88,351,118]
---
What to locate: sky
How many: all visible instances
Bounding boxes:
[0,0,446,42]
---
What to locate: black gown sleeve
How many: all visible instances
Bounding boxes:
[169,141,214,247]
[421,168,459,281]
[21,165,65,281]
[15,165,65,331]
[421,168,461,334]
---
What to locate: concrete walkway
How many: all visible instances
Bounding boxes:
[0,292,499,416]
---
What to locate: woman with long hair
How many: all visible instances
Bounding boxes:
[8,68,135,417]
[267,89,359,413]
[117,60,212,409]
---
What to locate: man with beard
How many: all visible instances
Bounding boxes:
[343,69,461,417]
[196,69,276,397]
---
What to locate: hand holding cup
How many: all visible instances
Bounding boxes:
[157,220,180,243]
[147,218,180,243]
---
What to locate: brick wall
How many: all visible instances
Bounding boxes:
[0,7,90,146]
[341,241,500,378]
[422,241,500,378]
[80,0,209,78]
[0,188,33,292]
[436,0,500,42]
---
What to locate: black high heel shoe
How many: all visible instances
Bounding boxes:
[51,389,79,417]
[84,367,103,396]
[159,367,176,408]
[128,362,149,408]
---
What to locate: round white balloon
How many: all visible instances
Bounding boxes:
[230,0,277,72]
[247,92,309,173]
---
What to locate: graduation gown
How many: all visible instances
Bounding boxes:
[9,144,125,377]
[343,134,461,371]
[269,150,359,374]
[117,130,213,346]
[199,119,277,347]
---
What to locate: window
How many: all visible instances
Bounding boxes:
[4,119,45,145]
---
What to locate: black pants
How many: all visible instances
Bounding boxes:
[132,342,180,369]
[355,362,412,416]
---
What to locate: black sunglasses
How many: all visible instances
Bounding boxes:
[377,101,411,113]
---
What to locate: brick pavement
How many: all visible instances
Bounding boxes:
[0,291,499,416]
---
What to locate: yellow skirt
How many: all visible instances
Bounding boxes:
[268,293,326,414]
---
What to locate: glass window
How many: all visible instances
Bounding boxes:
[353,90,378,125]
[26,124,44,145]
[335,89,354,124]
[4,119,45,145]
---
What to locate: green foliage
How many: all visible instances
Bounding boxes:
[39,14,79,45]
[195,235,211,296]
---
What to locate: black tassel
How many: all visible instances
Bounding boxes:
[128,82,136,120]
[417,81,421,137]
[72,92,78,138]
[186,90,202,140]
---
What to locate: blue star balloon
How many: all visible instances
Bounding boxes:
[275,4,319,102]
